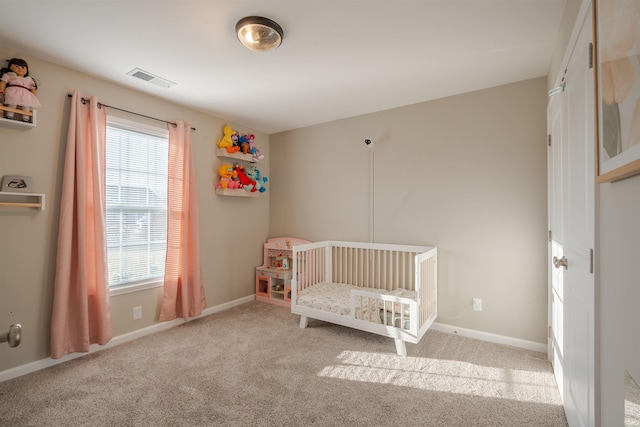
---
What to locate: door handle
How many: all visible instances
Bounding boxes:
[0,324,22,348]
[553,256,568,270]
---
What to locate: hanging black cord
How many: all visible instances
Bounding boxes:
[66,93,196,130]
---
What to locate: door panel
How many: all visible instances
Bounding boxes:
[548,91,565,397]
[568,301,591,426]
[548,5,595,427]
[564,10,595,427]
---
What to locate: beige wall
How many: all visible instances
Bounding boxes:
[270,77,549,344]
[0,47,270,371]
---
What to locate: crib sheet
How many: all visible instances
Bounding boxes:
[296,282,415,318]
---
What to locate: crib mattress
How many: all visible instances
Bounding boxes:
[296,282,416,318]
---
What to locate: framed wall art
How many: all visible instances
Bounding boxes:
[1,175,32,193]
[595,0,640,182]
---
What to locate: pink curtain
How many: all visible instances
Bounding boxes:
[50,91,112,359]
[159,121,207,321]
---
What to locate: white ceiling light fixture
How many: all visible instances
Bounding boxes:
[236,16,283,52]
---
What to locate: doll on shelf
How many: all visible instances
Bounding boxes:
[0,58,41,122]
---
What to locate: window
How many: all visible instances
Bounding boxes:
[105,117,169,292]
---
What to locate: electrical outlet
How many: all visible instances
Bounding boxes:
[133,306,142,320]
[472,298,482,312]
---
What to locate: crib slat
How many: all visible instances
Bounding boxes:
[351,248,356,286]
[385,251,390,291]
[336,246,341,283]
[359,248,362,286]
[321,247,326,284]
[392,251,396,292]
[403,252,408,290]
[350,247,354,286]
[345,246,349,284]
[396,252,400,291]
[353,247,357,286]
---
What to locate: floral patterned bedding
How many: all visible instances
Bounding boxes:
[296,282,416,319]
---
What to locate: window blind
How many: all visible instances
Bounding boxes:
[105,118,169,287]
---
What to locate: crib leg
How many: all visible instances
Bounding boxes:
[299,316,308,329]
[394,339,407,357]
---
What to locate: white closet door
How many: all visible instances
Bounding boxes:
[548,4,596,427]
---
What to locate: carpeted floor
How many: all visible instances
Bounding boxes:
[0,301,568,426]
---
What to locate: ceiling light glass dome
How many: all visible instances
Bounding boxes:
[236,16,283,52]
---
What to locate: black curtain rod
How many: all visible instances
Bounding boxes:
[66,93,196,131]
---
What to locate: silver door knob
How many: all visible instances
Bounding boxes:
[0,324,22,347]
[553,256,568,270]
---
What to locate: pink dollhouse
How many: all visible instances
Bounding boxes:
[255,237,311,307]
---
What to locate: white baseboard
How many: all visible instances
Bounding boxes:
[0,294,255,383]
[431,322,548,354]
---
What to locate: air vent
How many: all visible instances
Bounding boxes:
[126,68,176,89]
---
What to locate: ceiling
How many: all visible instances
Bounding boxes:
[0,1,566,135]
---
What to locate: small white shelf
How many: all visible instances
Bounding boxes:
[0,108,36,129]
[215,148,258,163]
[0,192,45,210]
[215,188,258,198]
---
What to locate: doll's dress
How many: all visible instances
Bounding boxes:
[2,72,41,108]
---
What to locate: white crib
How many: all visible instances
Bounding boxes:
[291,240,437,356]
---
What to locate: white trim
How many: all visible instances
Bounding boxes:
[431,322,548,354]
[109,279,163,296]
[0,294,255,383]
[107,114,168,137]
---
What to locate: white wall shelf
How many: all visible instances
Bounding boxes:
[215,188,258,197]
[0,192,46,210]
[215,148,258,163]
[0,107,36,129]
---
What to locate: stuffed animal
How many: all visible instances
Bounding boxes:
[248,135,264,161]
[246,166,268,192]
[217,125,240,153]
[234,163,256,192]
[216,164,240,189]
[230,169,241,187]
[237,133,253,154]
[230,132,240,151]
